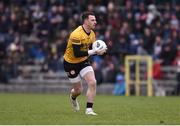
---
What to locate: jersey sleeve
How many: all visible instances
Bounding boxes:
[70,31,89,57]
[70,32,81,45]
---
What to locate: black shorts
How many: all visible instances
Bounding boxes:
[63,59,91,79]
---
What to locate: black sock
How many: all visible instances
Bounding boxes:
[86,102,93,108]
[71,96,76,100]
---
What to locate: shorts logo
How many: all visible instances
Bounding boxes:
[70,70,75,75]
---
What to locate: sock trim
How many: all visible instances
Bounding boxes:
[86,102,93,108]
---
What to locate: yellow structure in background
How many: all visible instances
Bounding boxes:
[125,55,153,96]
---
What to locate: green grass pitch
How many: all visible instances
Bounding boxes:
[0,93,180,125]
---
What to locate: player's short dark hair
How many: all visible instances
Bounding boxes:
[81,11,95,22]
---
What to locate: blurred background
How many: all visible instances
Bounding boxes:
[0,0,180,96]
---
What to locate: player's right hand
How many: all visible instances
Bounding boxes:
[95,46,107,55]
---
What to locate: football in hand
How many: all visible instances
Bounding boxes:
[92,40,107,55]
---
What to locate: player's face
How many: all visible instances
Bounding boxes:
[87,15,97,30]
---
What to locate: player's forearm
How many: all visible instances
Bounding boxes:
[72,44,89,57]
[74,50,89,57]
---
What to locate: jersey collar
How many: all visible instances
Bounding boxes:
[82,26,91,36]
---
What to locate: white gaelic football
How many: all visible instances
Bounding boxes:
[92,40,107,52]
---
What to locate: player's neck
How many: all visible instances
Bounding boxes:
[82,24,91,34]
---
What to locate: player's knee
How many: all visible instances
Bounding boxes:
[74,86,83,94]
[88,79,97,88]
[79,86,83,93]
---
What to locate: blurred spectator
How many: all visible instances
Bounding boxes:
[172,45,180,95]
[102,56,117,83]
[159,42,177,66]
[146,4,161,26]
[142,27,155,55]
[48,54,62,72]
[176,62,180,96]
[153,35,163,60]
[113,74,125,95]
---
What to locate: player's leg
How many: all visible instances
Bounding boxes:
[70,82,83,98]
[83,71,96,103]
[80,66,98,115]
[69,81,83,111]
[69,76,83,111]
[63,60,83,111]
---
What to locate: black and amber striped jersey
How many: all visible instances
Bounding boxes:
[63,26,96,63]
